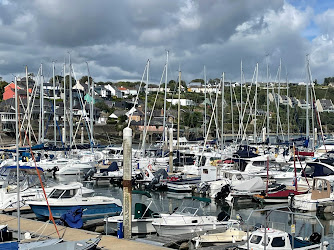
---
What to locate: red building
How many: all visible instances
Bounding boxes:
[3,81,32,100]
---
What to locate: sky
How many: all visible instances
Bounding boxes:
[0,0,333,85]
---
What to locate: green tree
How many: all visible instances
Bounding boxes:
[79,75,94,84]
[49,75,64,84]
[0,80,9,101]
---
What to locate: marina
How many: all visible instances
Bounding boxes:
[1,2,334,249]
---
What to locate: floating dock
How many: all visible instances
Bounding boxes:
[0,214,168,250]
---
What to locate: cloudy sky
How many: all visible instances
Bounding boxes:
[0,0,333,85]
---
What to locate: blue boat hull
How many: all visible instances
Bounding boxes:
[29,204,122,221]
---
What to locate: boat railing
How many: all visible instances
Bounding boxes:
[245,206,325,250]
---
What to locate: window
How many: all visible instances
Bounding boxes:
[250,235,262,244]
[61,189,77,198]
[271,237,285,247]
[49,189,64,199]
[323,167,334,176]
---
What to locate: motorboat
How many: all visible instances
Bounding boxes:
[289,176,334,212]
[238,227,329,250]
[152,205,239,236]
[26,183,122,221]
[104,190,165,234]
[192,226,247,247]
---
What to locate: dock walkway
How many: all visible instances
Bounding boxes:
[0,214,168,250]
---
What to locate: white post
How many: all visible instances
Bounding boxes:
[123,127,132,239]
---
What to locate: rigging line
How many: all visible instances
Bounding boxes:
[311,82,327,152]
[198,74,220,165]
[71,65,92,146]
[142,64,166,148]
[127,62,148,128]
[24,132,60,239]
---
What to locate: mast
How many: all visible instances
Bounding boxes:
[142,59,149,155]
[204,66,207,138]
[41,63,44,143]
[69,53,73,149]
[162,51,168,147]
[306,55,310,140]
[26,66,31,145]
[287,71,290,141]
[177,68,181,150]
[230,80,234,140]
[240,60,243,140]
[276,59,281,139]
[53,62,56,146]
[254,63,258,142]
[87,62,94,150]
[63,62,66,147]
[266,55,270,140]
[15,76,20,241]
[221,73,224,159]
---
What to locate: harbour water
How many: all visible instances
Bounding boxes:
[55,174,334,248]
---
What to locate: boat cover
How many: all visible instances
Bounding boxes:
[60,206,83,229]
[233,177,265,192]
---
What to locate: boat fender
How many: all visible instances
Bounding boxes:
[309,232,321,244]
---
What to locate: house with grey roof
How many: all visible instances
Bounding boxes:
[316,99,334,112]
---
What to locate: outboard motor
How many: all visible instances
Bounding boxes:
[215,184,231,201]
[309,232,321,244]
[83,167,96,181]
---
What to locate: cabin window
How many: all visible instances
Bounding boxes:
[304,165,315,177]
[61,189,77,198]
[203,169,208,174]
[250,235,262,244]
[271,237,285,247]
[261,237,270,246]
[49,189,64,198]
[323,167,334,176]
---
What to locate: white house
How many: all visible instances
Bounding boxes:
[166,99,196,106]
[105,84,122,98]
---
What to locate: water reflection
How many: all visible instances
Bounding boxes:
[51,175,334,243]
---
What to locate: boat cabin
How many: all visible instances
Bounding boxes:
[240,228,323,249]
[311,176,334,200]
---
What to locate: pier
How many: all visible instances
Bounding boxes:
[0,214,168,250]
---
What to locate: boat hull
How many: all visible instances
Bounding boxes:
[29,203,122,221]
[104,215,156,234]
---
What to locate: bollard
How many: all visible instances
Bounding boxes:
[117,220,124,239]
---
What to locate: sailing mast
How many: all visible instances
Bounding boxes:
[69,54,73,149]
[26,66,31,145]
[221,73,225,159]
[53,62,56,146]
[63,62,66,147]
[306,55,310,142]
[240,60,243,141]
[162,51,168,148]
[276,59,281,139]
[87,62,94,150]
[266,55,270,141]
[230,80,234,141]
[204,66,207,138]
[142,59,149,155]
[177,68,181,150]
[15,76,20,240]
[254,63,258,142]
[40,63,45,144]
